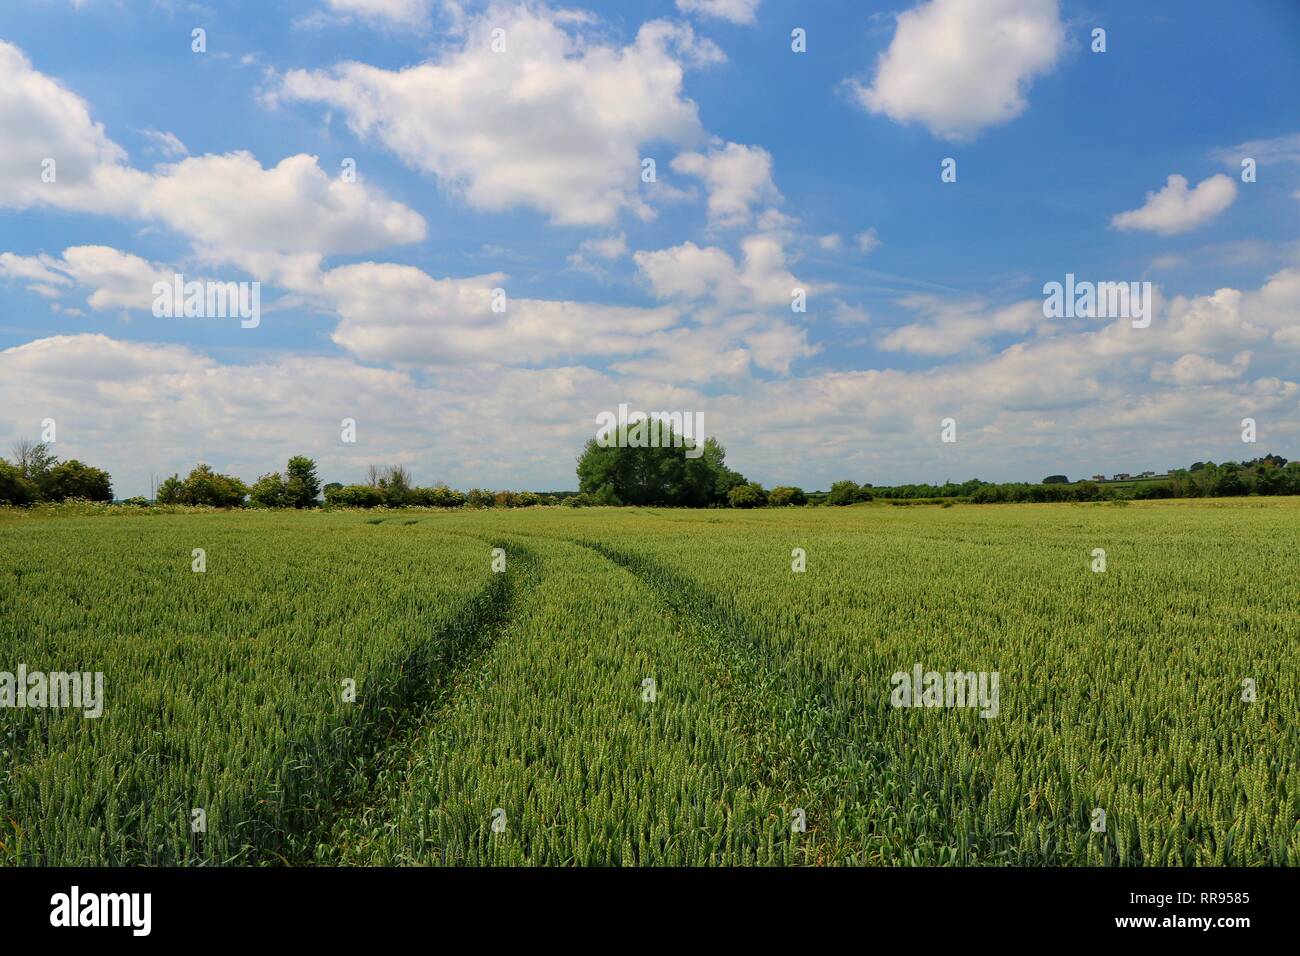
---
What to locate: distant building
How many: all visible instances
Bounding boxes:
[1091,474,1105,481]
[1139,470,1156,478]
[1114,472,1131,480]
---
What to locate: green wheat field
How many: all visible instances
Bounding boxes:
[1,498,1296,866]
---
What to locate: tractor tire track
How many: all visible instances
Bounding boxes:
[572,537,891,865]
[285,536,541,865]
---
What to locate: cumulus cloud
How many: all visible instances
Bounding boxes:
[1,246,174,312]
[1151,351,1252,386]
[138,152,426,286]
[855,228,881,253]
[0,252,73,295]
[4,266,1298,495]
[848,0,1064,141]
[567,234,628,272]
[675,0,760,27]
[139,129,189,159]
[671,142,780,228]
[276,5,722,225]
[0,40,144,213]
[321,0,434,30]
[320,261,683,365]
[0,40,426,283]
[878,297,1041,356]
[1110,174,1238,236]
[634,233,805,311]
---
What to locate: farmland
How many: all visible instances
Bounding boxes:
[1,499,1297,866]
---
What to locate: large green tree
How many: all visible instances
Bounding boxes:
[41,460,113,502]
[284,456,322,508]
[576,425,744,507]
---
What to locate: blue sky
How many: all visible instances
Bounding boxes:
[1,0,1298,496]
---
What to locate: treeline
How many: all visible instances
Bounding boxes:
[863,455,1300,503]
[149,460,574,510]
[323,464,565,508]
[0,440,113,505]
[6,435,1300,511]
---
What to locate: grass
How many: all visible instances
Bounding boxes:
[2,499,1296,865]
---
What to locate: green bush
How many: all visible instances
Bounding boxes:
[157,465,247,507]
[324,484,385,508]
[767,486,807,507]
[827,480,864,506]
[249,473,288,509]
[407,485,467,508]
[727,482,767,509]
[41,460,113,502]
[0,461,39,505]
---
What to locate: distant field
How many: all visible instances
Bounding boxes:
[1079,476,1171,490]
[2,500,1296,865]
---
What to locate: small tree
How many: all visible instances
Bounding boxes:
[284,456,321,508]
[156,474,185,505]
[178,464,248,507]
[370,464,412,506]
[249,473,287,508]
[11,439,58,482]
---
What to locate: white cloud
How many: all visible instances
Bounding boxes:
[855,228,881,253]
[567,234,628,271]
[1,246,172,312]
[276,6,722,225]
[0,41,427,284]
[848,0,1064,141]
[139,129,189,159]
[320,261,683,365]
[4,268,1298,495]
[138,152,426,285]
[1151,351,1252,386]
[817,234,843,252]
[671,142,780,228]
[743,321,818,375]
[1210,132,1300,168]
[0,252,73,290]
[322,0,433,30]
[675,0,760,27]
[879,297,1042,356]
[831,299,871,325]
[634,233,804,311]
[1110,174,1237,236]
[0,40,144,213]
[56,246,175,312]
